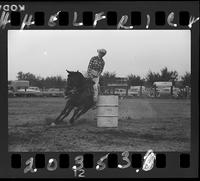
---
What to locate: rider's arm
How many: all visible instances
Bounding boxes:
[88,57,95,71]
[98,60,105,76]
[87,57,96,77]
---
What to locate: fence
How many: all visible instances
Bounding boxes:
[99,85,191,99]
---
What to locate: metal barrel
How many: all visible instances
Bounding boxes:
[96,95,118,127]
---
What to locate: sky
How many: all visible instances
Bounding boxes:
[8,30,191,81]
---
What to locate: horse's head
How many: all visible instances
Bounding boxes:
[66,69,85,90]
[64,69,95,99]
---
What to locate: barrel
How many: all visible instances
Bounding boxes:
[96,95,118,127]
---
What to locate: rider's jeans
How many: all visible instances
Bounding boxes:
[92,76,99,103]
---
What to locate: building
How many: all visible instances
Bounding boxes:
[9,80,30,91]
[101,77,129,96]
[153,81,173,97]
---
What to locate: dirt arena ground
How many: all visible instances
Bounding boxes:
[8,97,190,152]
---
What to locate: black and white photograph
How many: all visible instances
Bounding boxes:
[8,30,191,152]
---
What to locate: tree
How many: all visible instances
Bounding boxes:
[16,72,67,89]
[127,74,145,87]
[17,72,36,81]
[43,76,66,89]
[145,67,178,86]
[181,72,191,87]
[159,67,178,82]
[99,71,116,86]
[145,71,161,86]
[17,72,38,86]
[16,71,24,80]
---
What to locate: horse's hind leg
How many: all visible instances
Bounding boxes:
[68,108,81,125]
[69,106,90,124]
[59,106,74,123]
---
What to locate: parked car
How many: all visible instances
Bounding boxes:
[43,88,64,97]
[8,89,15,97]
[128,88,139,96]
[172,87,180,98]
[26,87,42,96]
[8,86,15,97]
[115,89,127,96]
[128,86,145,96]
[14,88,26,97]
[15,87,42,97]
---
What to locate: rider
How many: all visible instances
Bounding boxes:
[86,49,106,107]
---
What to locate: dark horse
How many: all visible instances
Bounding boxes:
[53,70,95,125]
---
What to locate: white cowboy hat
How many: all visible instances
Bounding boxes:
[97,49,107,55]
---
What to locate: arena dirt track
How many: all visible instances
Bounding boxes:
[8,97,190,152]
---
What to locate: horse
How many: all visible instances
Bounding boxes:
[53,70,95,125]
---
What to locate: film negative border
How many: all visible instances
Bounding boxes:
[0,0,199,178]
[11,152,191,169]
[1,9,199,29]
[0,1,200,30]
[9,152,191,178]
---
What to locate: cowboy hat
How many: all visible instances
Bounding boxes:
[97,49,107,55]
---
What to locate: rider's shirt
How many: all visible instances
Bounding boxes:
[87,56,105,78]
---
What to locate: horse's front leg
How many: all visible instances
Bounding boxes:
[58,105,74,123]
[54,100,70,124]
